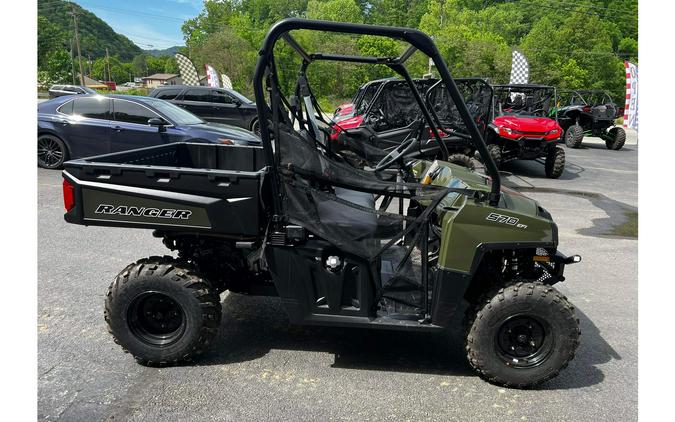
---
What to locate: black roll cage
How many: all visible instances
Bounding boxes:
[253,18,501,210]
[492,84,558,122]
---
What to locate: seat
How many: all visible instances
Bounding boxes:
[316,187,378,234]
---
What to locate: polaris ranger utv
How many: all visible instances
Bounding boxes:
[557,89,626,150]
[61,19,581,388]
[488,84,565,178]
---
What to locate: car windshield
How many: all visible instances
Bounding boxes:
[143,98,204,125]
[228,90,254,104]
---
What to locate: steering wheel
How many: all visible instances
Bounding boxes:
[374,137,419,172]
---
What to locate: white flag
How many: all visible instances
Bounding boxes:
[509,50,529,84]
[220,73,232,89]
[623,61,638,131]
[205,64,220,88]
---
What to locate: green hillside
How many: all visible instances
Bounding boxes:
[37,0,141,61]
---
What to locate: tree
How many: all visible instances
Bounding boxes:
[38,15,67,68]
[38,49,72,87]
[131,54,148,77]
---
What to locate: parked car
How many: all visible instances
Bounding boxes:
[486,84,565,178]
[556,89,626,150]
[148,85,260,135]
[37,94,261,169]
[48,84,97,99]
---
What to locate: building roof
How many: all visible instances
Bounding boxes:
[82,75,108,88]
[142,73,180,81]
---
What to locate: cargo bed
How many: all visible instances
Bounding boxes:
[62,143,268,238]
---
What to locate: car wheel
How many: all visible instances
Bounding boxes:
[38,134,68,169]
[251,119,261,137]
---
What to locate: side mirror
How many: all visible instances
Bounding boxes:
[232,98,242,106]
[148,117,167,132]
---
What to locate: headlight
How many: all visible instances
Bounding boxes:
[548,129,559,135]
[500,127,513,135]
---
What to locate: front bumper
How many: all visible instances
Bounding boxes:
[549,251,582,282]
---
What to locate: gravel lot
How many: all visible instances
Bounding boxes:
[38,132,638,421]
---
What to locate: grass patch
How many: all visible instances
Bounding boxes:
[609,211,638,238]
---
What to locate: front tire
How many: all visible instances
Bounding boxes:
[104,256,221,366]
[605,127,626,150]
[545,146,565,179]
[38,134,68,169]
[487,144,502,169]
[465,281,580,388]
[446,153,477,171]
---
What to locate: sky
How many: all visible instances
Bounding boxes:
[75,0,203,49]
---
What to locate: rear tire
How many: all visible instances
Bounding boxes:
[564,124,583,149]
[464,281,580,388]
[104,256,221,366]
[605,127,626,150]
[487,144,502,169]
[446,153,476,171]
[545,146,565,179]
[250,119,261,137]
[38,134,68,169]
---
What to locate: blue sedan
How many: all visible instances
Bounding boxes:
[37,94,261,168]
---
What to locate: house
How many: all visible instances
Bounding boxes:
[142,73,182,88]
[82,75,108,90]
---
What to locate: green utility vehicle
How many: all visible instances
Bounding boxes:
[61,19,581,388]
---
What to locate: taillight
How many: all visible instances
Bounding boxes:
[63,179,75,211]
[583,106,591,113]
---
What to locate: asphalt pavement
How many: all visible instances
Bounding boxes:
[38,131,638,421]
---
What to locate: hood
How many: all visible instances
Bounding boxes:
[425,161,542,217]
[493,115,560,133]
[187,122,261,145]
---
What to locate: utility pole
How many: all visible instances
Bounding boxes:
[68,3,85,85]
[69,37,76,85]
[105,48,112,82]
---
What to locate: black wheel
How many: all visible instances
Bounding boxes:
[446,153,476,171]
[605,127,626,150]
[465,281,580,388]
[564,124,583,148]
[104,256,221,366]
[487,144,502,169]
[250,119,261,137]
[37,134,68,169]
[544,146,565,179]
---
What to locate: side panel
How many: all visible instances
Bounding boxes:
[438,201,555,273]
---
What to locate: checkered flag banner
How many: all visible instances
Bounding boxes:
[509,50,529,84]
[623,61,638,131]
[175,53,200,86]
[220,73,232,89]
[205,64,220,88]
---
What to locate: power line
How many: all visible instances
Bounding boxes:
[76,2,186,23]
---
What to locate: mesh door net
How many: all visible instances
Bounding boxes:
[275,120,460,314]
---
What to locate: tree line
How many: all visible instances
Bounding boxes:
[182,0,637,107]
